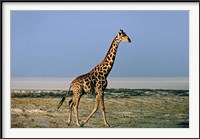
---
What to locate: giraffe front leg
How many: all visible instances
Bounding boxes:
[82,95,99,126]
[99,93,110,127]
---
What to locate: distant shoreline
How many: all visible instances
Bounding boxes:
[11,77,189,90]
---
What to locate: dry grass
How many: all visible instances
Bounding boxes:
[11,95,189,128]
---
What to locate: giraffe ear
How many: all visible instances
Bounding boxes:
[118,32,121,36]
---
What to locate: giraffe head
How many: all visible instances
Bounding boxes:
[118,29,131,43]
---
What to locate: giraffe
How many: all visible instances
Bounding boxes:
[57,29,131,127]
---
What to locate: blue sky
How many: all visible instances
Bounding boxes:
[11,11,189,77]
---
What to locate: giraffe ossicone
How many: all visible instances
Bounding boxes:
[58,29,131,127]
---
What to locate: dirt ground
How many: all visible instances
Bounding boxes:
[11,94,189,128]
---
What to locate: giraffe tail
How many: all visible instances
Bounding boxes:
[57,86,71,109]
[57,97,66,109]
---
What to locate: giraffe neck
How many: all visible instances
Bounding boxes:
[96,35,121,77]
[103,35,120,62]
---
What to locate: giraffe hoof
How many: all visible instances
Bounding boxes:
[81,120,87,125]
[79,121,85,127]
[76,123,83,127]
[105,123,110,127]
[80,123,84,127]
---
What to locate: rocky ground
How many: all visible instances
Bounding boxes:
[11,89,189,128]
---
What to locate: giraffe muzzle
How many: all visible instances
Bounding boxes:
[128,38,131,43]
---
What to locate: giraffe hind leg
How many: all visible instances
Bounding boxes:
[68,99,73,126]
[73,94,82,127]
